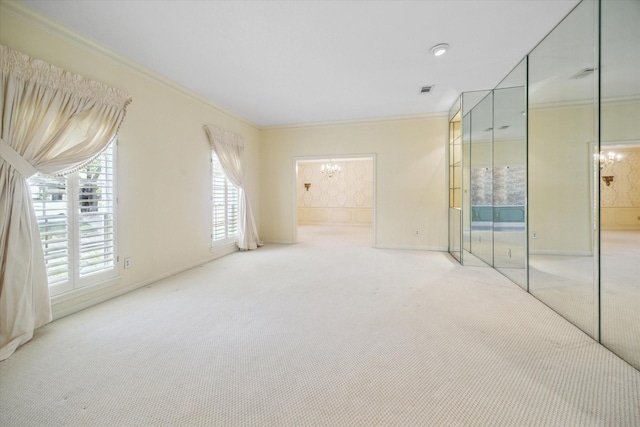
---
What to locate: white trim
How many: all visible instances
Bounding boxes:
[375,244,448,252]
[51,246,238,320]
[529,96,640,112]
[1,1,456,132]
[262,112,448,131]
[529,250,593,256]
[601,139,640,148]
[1,0,259,130]
[293,154,377,246]
[210,242,239,258]
[50,275,121,309]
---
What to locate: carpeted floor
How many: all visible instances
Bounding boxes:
[1,225,639,426]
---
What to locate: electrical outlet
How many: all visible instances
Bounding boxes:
[415,230,419,236]
[532,232,538,239]
[124,257,132,269]
[507,248,512,258]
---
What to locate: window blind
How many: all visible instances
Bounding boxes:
[211,153,238,244]
[30,175,70,285]
[29,142,117,295]
[77,146,115,277]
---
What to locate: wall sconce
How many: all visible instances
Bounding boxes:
[602,176,614,186]
[304,183,311,191]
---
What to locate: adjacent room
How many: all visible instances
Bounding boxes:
[1,0,639,425]
[295,156,374,244]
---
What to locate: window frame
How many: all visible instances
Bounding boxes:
[211,151,239,247]
[29,141,119,297]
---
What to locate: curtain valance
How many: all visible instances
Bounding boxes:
[0,45,132,176]
[2,47,129,108]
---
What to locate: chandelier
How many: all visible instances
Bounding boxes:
[598,151,623,187]
[321,161,341,178]
[598,151,622,169]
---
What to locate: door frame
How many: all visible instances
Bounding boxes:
[292,153,377,246]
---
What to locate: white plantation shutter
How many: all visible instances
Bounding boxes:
[77,145,116,279]
[29,175,70,286]
[28,143,117,295]
[212,153,238,244]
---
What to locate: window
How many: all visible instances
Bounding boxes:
[29,142,117,296]
[211,152,238,245]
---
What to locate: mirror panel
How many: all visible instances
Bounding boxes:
[600,0,640,370]
[449,102,462,262]
[469,92,494,266]
[462,112,473,263]
[493,59,527,288]
[527,0,598,337]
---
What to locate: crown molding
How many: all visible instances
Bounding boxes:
[0,0,260,130]
[260,111,448,131]
[0,0,455,133]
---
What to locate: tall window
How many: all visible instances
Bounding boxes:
[29,142,117,296]
[211,152,238,245]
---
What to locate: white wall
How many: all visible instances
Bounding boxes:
[260,116,449,249]
[1,1,450,320]
[528,104,595,255]
[0,2,261,317]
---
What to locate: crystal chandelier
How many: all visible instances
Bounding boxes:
[598,151,622,169]
[321,161,341,178]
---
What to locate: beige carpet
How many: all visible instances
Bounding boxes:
[1,225,639,426]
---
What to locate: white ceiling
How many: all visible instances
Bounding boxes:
[21,0,581,127]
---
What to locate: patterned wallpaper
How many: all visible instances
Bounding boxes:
[471,165,525,206]
[494,165,525,206]
[471,167,493,206]
[601,147,640,207]
[297,159,373,208]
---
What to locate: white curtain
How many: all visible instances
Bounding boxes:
[204,125,262,250]
[0,45,131,360]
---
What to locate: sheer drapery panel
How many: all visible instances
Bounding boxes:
[0,45,131,360]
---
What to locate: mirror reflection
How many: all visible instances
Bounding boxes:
[527,0,598,337]
[462,111,473,263]
[599,0,640,370]
[493,60,527,288]
[447,0,640,371]
[469,93,494,266]
[449,100,462,262]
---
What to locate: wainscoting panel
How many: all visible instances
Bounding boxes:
[601,207,640,229]
[298,207,373,225]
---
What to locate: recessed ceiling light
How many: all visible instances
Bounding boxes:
[429,43,449,57]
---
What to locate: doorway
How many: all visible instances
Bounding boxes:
[294,155,376,246]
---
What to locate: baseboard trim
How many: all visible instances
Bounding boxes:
[529,250,593,256]
[51,247,238,320]
[374,244,447,251]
